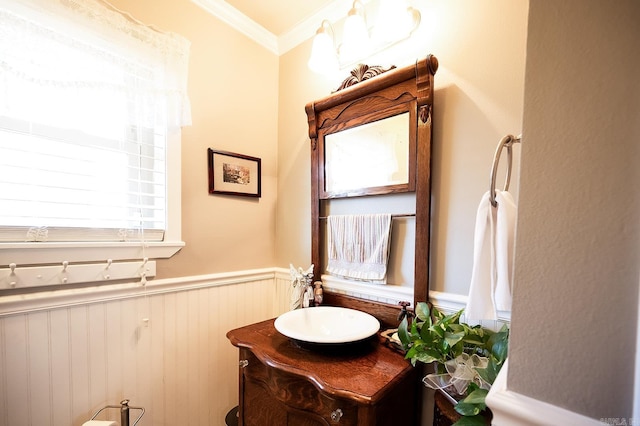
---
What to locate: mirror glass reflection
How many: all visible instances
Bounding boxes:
[324,112,410,193]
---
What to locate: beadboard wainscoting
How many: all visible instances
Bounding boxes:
[0,266,516,426]
[0,268,293,426]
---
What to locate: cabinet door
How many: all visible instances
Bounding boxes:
[241,375,287,426]
[239,349,357,426]
[243,377,332,426]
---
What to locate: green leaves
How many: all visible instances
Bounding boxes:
[453,388,489,425]
[400,306,466,366]
[460,388,488,405]
[454,401,483,416]
[487,324,509,362]
[444,330,465,346]
[415,301,431,322]
[397,316,411,348]
[476,357,500,385]
[398,305,509,424]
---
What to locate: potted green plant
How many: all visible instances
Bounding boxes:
[397,302,509,425]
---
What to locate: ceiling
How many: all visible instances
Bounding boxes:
[190,0,356,55]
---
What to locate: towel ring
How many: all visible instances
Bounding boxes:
[489,134,521,207]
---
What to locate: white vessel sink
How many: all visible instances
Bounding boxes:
[274,306,380,344]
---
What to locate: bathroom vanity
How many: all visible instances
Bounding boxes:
[227,319,420,425]
[227,55,438,425]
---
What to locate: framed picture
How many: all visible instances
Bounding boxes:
[208,149,261,197]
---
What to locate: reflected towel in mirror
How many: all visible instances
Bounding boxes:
[326,214,392,283]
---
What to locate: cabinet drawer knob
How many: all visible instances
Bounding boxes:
[239,359,249,368]
[330,408,343,422]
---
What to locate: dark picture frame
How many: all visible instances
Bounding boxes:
[208,148,261,197]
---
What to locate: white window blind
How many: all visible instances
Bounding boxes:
[0,0,191,245]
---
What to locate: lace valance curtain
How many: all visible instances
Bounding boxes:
[0,0,191,242]
[0,0,192,131]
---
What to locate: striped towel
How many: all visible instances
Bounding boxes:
[326,214,392,283]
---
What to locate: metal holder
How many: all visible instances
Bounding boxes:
[90,399,145,426]
[489,134,522,207]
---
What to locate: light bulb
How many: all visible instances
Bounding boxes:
[339,1,371,63]
[308,21,339,74]
[374,0,415,44]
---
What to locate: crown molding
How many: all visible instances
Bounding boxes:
[190,0,278,54]
[191,0,355,56]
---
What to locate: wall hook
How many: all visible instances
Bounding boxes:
[8,263,17,287]
[104,259,113,279]
[139,258,149,285]
[60,261,69,283]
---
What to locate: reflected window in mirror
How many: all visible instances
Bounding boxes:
[324,112,410,194]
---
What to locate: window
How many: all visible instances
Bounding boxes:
[0,0,191,269]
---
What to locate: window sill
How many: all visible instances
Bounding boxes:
[0,240,184,266]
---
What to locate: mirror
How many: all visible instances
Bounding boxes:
[323,112,412,197]
[305,55,438,327]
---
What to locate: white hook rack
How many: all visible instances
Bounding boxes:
[1,260,156,289]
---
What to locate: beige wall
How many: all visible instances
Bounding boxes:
[508,0,640,419]
[109,0,280,278]
[276,0,529,297]
[109,0,531,298]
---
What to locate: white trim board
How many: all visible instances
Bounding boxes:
[320,274,413,306]
[0,267,276,317]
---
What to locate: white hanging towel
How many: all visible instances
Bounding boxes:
[465,190,517,320]
[327,214,392,283]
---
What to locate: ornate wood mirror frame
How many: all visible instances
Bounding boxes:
[305,55,438,327]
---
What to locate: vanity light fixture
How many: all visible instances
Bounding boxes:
[308,0,421,75]
[307,20,339,74]
[339,1,371,64]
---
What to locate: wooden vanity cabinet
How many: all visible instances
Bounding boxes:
[227,319,420,426]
